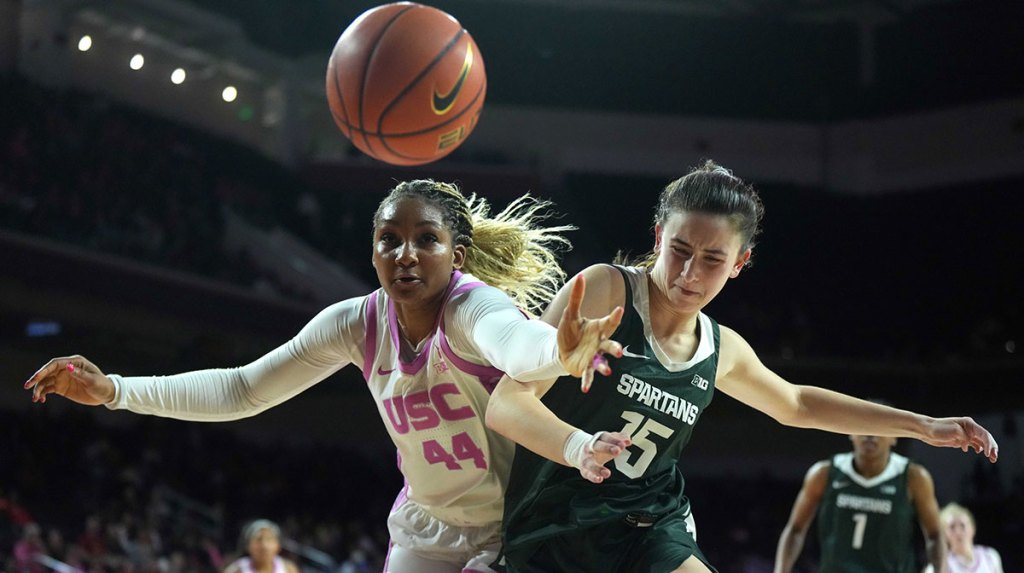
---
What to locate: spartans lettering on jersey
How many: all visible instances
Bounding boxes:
[382,383,476,434]
[835,493,893,514]
[616,373,700,425]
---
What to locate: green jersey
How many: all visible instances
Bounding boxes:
[817,452,917,573]
[499,266,720,571]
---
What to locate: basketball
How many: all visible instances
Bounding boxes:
[325,2,487,166]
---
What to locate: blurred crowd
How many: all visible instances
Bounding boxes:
[2,407,1021,573]
[0,75,324,303]
[0,408,395,573]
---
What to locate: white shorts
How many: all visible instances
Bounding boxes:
[386,494,500,573]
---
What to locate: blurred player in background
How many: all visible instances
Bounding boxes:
[223,520,299,573]
[934,503,1004,573]
[774,427,944,573]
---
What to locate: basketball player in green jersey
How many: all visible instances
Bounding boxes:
[773,430,944,573]
[485,161,998,573]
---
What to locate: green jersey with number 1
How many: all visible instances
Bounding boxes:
[500,265,720,562]
[817,452,917,573]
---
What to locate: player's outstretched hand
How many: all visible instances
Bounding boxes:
[24,355,114,406]
[577,431,631,484]
[556,275,624,393]
[921,417,998,463]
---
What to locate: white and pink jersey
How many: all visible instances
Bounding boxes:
[362,272,516,526]
[945,546,1004,573]
[237,557,287,573]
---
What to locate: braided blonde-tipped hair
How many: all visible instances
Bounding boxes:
[374,180,573,312]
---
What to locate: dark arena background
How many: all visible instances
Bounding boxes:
[1,0,1022,571]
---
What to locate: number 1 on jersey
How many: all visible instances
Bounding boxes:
[851,512,867,549]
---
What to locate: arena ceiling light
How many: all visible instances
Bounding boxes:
[129,53,145,70]
[171,68,187,84]
[222,86,238,102]
[77,35,92,52]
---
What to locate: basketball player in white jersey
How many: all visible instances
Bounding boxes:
[934,503,1004,573]
[24,180,626,573]
[223,520,299,573]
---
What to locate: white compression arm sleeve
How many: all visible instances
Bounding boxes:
[105,298,366,421]
[445,284,567,382]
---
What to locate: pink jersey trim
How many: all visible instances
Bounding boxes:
[362,290,380,382]
[375,271,509,391]
[383,541,394,573]
[437,281,510,393]
[385,272,464,376]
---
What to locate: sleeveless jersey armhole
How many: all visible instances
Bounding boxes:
[438,279,506,391]
[362,289,380,381]
[610,264,636,337]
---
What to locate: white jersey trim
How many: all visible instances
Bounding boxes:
[623,266,714,372]
[833,451,909,488]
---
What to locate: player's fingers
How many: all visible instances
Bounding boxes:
[592,441,623,457]
[598,339,623,360]
[579,465,600,483]
[33,379,55,403]
[592,355,611,377]
[564,275,585,322]
[581,461,610,483]
[580,367,594,394]
[599,431,631,449]
[597,306,624,337]
[25,357,67,389]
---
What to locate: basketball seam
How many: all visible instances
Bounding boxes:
[360,5,416,158]
[375,28,472,162]
[376,80,484,163]
[330,77,480,139]
[327,61,351,139]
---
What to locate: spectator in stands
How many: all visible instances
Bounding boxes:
[224,520,299,573]
[937,503,1004,573]
[13,522,44,573]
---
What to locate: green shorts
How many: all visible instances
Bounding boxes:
[494,506,716,573]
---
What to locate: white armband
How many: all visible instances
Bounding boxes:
[563,429,603,469]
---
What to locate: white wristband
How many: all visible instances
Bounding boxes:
[104,374,125,410]
[563,429,603,469]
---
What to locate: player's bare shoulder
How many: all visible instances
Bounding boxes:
[541,263,624,325]
[714,323,757,379]
[579,263,626,315]
[806,459,832,484]
[906,462,936,492]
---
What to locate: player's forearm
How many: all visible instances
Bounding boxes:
[107,347,339,421]
[788,386,931,439]
[925,535,946,573]
[486,378,576,466]
[107,368,276,421]
[773,527,805,573]
[473,307,565,382]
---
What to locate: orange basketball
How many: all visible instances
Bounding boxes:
[326,2,486,166]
